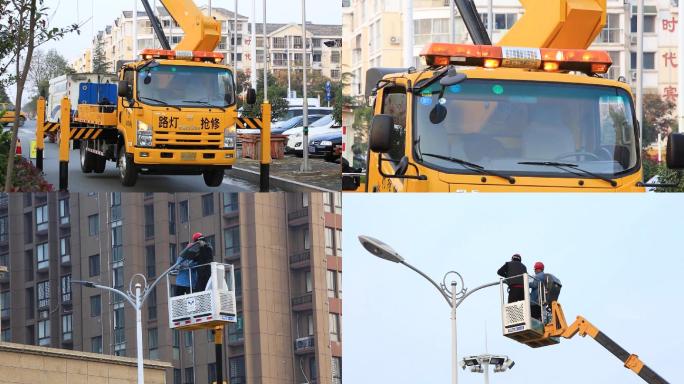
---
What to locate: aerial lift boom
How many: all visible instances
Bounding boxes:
[139,0,222,52]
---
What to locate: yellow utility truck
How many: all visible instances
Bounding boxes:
[346,0,684,192]
[60,0,256,187]
[0,103,27,127]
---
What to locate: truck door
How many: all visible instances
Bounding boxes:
[119,68,135,146]
[371,85,408,192]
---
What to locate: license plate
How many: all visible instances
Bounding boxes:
[308,146,316,153]
[181,152,196,161]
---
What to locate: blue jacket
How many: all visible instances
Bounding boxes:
[529,272,546,304]
[173,255,197,288]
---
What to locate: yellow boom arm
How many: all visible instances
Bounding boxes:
[159,0,221,51]
[497,0,607,49]
[543,302,669,384]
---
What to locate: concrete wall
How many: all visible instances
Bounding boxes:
[0,342,171,384]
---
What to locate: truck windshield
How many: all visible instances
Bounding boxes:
[137,65,235,108]
[413,80,638,178]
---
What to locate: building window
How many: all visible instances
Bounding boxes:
[89,254,100,277]
[61,274,72,302]
[202,194,214,216]
[148,328,159,360]
[229,356,245,383]
[208,363,217,384]
[148,288,157,321]
[60,237,70,263]
[0,291,9,318]
[330,51,340,63]
[114,304,125,348]
[0,216,7,242]
[144,204,155,239]
[110,192,122,221]
[223,192,238,212]
[185,367,194,384]
[305,271,312,293]
[36,204,48,231]
[332,357,342,384]
[38,318,50,346]
[184,331,193,348]
[25,287,34,319]
[62,314,73,341]
[327,270,337,298]
[329,313,340,341]
[113,267,124,290]
[235,269,242,297]
[173,330,181,360]
[323,193,331,212]
[598,13,621,43]
[325,228,334,255]
[169,243,177,265]
[112,223,123,262]
[335,229,342,254]
[91,336,103,354]
[227,313,244,343]
[331,69,341,79]
[24,212,32,243]
[414,18,449,45]
[37,281,50,308]
[1,328,10,342]
[307,313,314,336]
[58,199,69,224]
[631,14,656,33]
[91,295,101,317]
[146,245,156,277]
[179,200,189,223]
[304,228,310,250]
[168,202,176,234]
[88,214,99,236]
[174,369,182,384]
[224,227,240,257]
[495,13,517,30]
[302,193,309,207]
[333,193,341,210]
[630,52,655,70]
[36,243,49,270]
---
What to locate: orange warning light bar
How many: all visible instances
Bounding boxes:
[420,43,612,75]
[140,49,225,63]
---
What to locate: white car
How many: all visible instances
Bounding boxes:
[288,126,342,155]
[282,114,335,137]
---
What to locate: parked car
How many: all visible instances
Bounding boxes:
[289,126,342,156]
[0,103,27,127]
[272,114,326,134]
[282,114,335,136]
[308,130,342,162]
[280,107,332,121]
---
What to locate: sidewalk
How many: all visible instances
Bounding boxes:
[232,155,341,192]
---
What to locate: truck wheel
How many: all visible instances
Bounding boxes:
[93,155,106,174]
[80,144,94,173]
[203,168,225,187]
[118,147,138,187]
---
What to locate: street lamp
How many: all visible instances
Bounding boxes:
[358,235,499,384]
[73,265,176,384]
[461,354,515,384]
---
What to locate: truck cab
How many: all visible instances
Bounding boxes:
[353,44,684,192]
[0,103,27,127]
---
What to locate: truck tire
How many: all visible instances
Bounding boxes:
[118,147,138,187]
[80,144,94,173]
[203,168,225,187]
[93,155,106,173]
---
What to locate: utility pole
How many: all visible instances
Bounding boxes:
[208,0,212,17]
[636,0,644,143]
[287,35,292,98]
[133,0,138,59]
[300,0,312,172]
[251,0,257,88]
[679,0,684,132]
[234,0,239,68]
[404,0,414,67]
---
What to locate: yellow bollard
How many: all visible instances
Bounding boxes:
[36,97,45,170]
[59,97,71,191]
[260,102,271,192]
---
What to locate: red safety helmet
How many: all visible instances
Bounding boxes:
[192,232,204,242]
[534,262,545,271]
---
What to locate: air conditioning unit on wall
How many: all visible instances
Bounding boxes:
[390,36,400,45]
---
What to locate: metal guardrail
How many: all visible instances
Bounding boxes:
[291,293,313,306]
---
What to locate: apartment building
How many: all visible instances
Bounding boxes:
[0,192,343,384]
[78,7,342,82]
[342,0,680,102]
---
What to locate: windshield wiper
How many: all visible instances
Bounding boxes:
[139,96,181,111]
[412,67,450,93]
[518,161,617,187]
[422,153,516,184]
[182,100,226,112]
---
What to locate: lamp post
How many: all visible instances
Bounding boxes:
[461,354,515,384]
[358,235,499,384]
[73,266,177,384]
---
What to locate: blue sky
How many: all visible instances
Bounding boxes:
[343,194,682,384]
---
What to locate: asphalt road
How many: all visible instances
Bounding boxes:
[16,120,259,192]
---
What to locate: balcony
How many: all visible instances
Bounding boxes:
[59,215,69,227]
[289,251,311,269]
[288,208,309,227]
[36,222,49,234]
[291,293,313,311]
[37,260,49,273]
[294,336,314,354]
[62,292,72,306]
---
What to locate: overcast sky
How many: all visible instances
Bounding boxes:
[40,0,342,63]
[344,194,682,384]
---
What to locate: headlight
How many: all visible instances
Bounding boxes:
[137,120,152,147]
[320,140,333,146]
[224,126,236,149]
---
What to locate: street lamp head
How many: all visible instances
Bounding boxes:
[358,235,405,263]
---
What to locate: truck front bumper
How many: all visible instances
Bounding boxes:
[132,147,237,166]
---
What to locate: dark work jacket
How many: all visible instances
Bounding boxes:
[177,240,214,290]
[497,261,527,286]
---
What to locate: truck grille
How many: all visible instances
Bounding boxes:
[154,130,223,148]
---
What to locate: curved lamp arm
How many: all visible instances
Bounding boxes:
[402,261,453,306]
[73,280,136,308]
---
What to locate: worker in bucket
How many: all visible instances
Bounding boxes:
[529,261,546,321]
[171,248,197,296]
[177,232,215,292]
[497,254,528,303]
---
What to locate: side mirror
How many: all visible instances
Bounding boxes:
[118,80,132,99]
[666,133,684,169]
[369,114,394,153]
[246,88,257,105]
